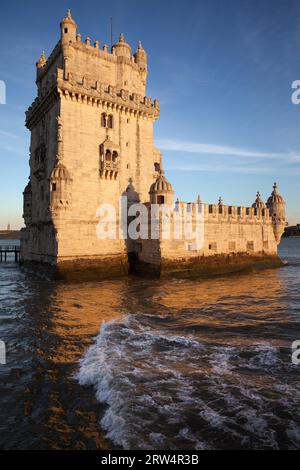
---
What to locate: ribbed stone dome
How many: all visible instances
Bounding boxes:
[266,183,284,206]
[50,162,71,182]
[149,171,173,193]
[112,33,131,58]
[252,191,266,209]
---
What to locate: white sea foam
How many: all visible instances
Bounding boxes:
[77,315,300,450]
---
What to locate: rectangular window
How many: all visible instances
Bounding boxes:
[209,205,213,214]
[246,208,250,216]
[209,243,217,251]
[237,207,242,216]
[228,206,233,215]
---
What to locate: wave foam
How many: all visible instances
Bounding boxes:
[77,315,300,450]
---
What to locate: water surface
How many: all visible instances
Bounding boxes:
[0,238,299,449]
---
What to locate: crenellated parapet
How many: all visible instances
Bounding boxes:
[55,69,159,117]
[26,69,159,128]
[173,201,271,222]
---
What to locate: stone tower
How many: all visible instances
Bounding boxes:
[20,10,287,280]
[20,10,161,278]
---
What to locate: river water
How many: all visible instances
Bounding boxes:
[0,238,299,450]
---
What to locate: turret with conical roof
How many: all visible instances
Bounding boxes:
[266,182,286,243]
[134,41,147,71]
[36,51,46,69]
[60,9,77,45]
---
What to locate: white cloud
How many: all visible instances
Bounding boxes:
[156,138,300,164]
[0,130,18,139]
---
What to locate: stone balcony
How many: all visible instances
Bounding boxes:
[100,160,119,180]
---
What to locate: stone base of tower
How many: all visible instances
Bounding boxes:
[132,253,284,279]
[20,254,129,281]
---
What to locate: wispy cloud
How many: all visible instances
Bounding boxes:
[165,164,300,176]
[0,144,24,155]
[0,130,18,139]
[156,138,300,164]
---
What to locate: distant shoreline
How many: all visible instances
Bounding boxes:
[0,230,21,240]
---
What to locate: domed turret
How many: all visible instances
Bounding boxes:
[50,162,72,213]
[266,182,285,208]
[60,9,77,45]
[23,180,32,225]
[149,171,174,205]
[252,191,266,209]
[50,162,70,182]
[134,41,147,70]
[266,182,286,243]
[112,33,131,59]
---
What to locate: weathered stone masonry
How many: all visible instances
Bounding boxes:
[20,10,286,279]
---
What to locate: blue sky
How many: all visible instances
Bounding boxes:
[0,0,300,229]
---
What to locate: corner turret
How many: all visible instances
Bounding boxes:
[36,51,46,70]
[266,182,286,243]
[134,41,147,71]
[60,9,77,45]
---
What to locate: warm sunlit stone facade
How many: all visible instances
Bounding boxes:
[20,10,286,279]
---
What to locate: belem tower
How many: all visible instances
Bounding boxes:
[20,10,286,279]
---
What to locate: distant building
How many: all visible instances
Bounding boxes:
[20,10,286,279]
[7,223,10,231]
[284,224,300,237]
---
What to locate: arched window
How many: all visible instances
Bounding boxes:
[105,150,112,161]
[112,151,118,162]
[108,115,114,129]
[157,195,165,204]
[154,163,160,172]
[101,113,107,127]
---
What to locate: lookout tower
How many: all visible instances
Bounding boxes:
[60,9,77,44]
[21,9,161,277]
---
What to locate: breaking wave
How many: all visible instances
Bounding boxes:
[77,314,300,450]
